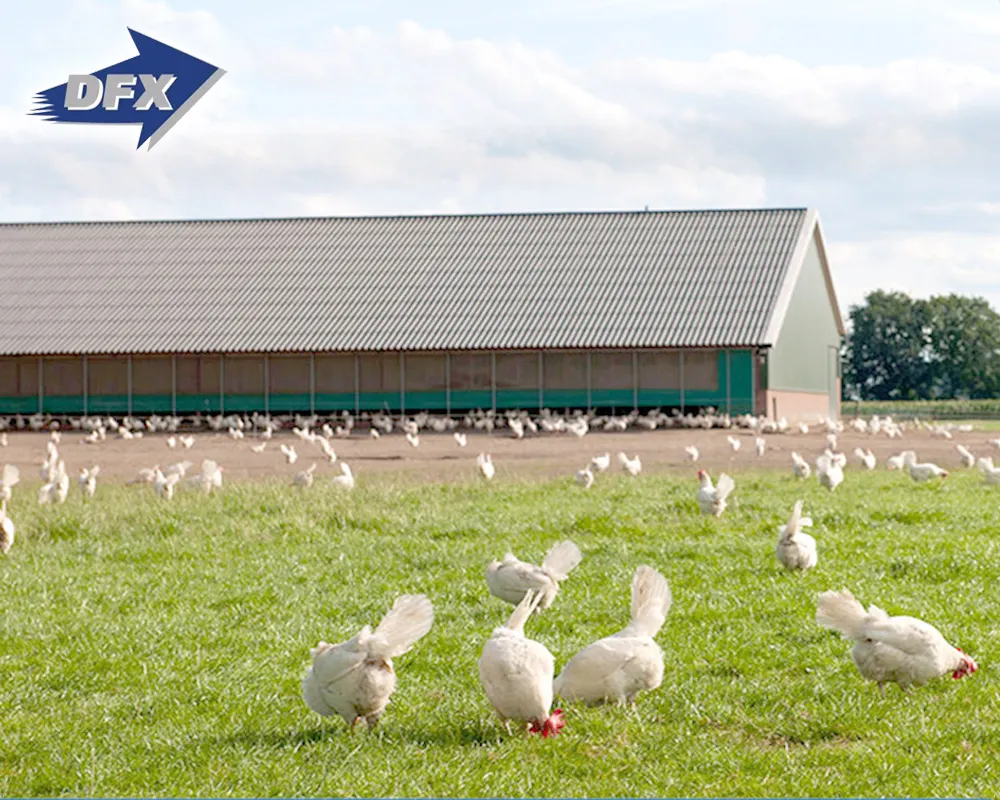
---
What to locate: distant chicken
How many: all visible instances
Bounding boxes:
[816,450,845,491]
[590,453,611,473]
[775,500,817,572]
[696,470,735,517]
[791,452,811,480]
[617,452,641,476]
[886,453,905,471]
[293,463,318,488]
[78,465,100,499]
[755,437,766,457]
[955,444,976,469]
[554,565,671,707]
[901,451,948,482]
[727,435,741,452]
[816,589,978,696]
[0,500,14,555]
[280,444,298,465]
[826,433,838,451]
[153,468,181,500]
[853,447,876,471]
[486,540,583,611]
[179,435,195,449]
[977,457,1000,485]
[478,589,565,737]
[303,594,435,731]
[477,453,495,481]
[576,466,594,489]
[684,445,699,463]
[0,464,20,502]
[186,459,224,494]
[453,432,467,447]
[405,432,420,448]
[370,428,380,440]
[332,461,355,490]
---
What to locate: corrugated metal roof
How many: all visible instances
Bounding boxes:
[0,208,818,356]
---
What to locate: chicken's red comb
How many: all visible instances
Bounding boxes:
[529,709,566,738]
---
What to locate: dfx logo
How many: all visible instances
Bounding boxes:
[30,28,225,151]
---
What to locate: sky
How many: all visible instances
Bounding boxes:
[2,0,1000,317]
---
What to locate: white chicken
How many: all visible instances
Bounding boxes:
[684,445,699,463]
[303,594,435,731]
[405,432,420,448]
[816,451,845,491]
[727,435,741,452]
[0,464,20,502]
[186,459,224,494]
[955,444,975,469]
[554,565,671,707]
[617,452,641,476]
[280,443,298,465]
[791,452,811,480]
[454,432,467,447]
[775,500,817,572]
[590,453,611,473]
[977,457,1000,485]
[886,452,905,471]
[478,589,565,737]
[179,435,195,449]
[901,450,948,482]
[251,442,267,454]
[477,453,495,481]
[485,540,583,611]
[78,465,100,499]
[755,437,766,457]
[293,463,318,488]
[153,467,181,500]
[576,466,594,489]
[853,447,877,471]
[816,589,978,696]
[0,500,13,554]
[332,461,355,490]
[696,469,735,517]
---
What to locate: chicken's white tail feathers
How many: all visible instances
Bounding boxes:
[628,565,672,637]
[2,464,20,487]
[369,594,435,659]
[541,540,583,580]
[715,473,735,501]
[816,589,868,640]
[505,589,543,633]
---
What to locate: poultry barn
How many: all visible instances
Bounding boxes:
[0,207,844,423]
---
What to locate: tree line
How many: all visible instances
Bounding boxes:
[841,290,1000,401]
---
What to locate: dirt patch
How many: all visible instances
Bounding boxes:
[4,424,997,487]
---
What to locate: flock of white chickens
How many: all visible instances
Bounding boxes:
[1,408,995,739]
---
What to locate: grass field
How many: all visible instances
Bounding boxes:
[2,468,998,798]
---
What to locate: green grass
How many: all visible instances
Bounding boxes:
[1,470,998,798]
[849,398,1000,423]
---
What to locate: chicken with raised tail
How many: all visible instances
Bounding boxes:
[617,452,641,476]
[554,565,671,707]
[956,444,976,469]
[816,589,977,696]
[816,450,845,491]
[775,500,816,572]
[486,540,583,611]
[478,589,565,737]
[303,594,434,731]
[853,448,876,471]
[477,452,495,481]
[697,470,735,517]
[791,452,811,480]
[978,456,1000,485]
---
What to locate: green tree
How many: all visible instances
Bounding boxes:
[842,290,933,401]
[925,294,1000,399]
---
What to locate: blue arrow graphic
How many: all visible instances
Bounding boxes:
[29,28,225,150]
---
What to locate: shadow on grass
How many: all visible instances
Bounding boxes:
[211,719,502,750]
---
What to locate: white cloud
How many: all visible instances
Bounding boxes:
[3,5,1000,312]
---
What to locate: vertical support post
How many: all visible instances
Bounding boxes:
[309,353,316,415]
[82,354,88,416]
[537,351,544,411]
[490,352,497,413]
[219,354,225,415]
[171,354,177,416]
[126,354,133,416]
[445,352,451,416]
[399,353,406,417]
[725,349,732,416]
[585,352,592,411]
[263,354,270,416]
[354,354,360,416]
[679,350,685,413]
[37,357,44,415]
[631,350,639,411]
